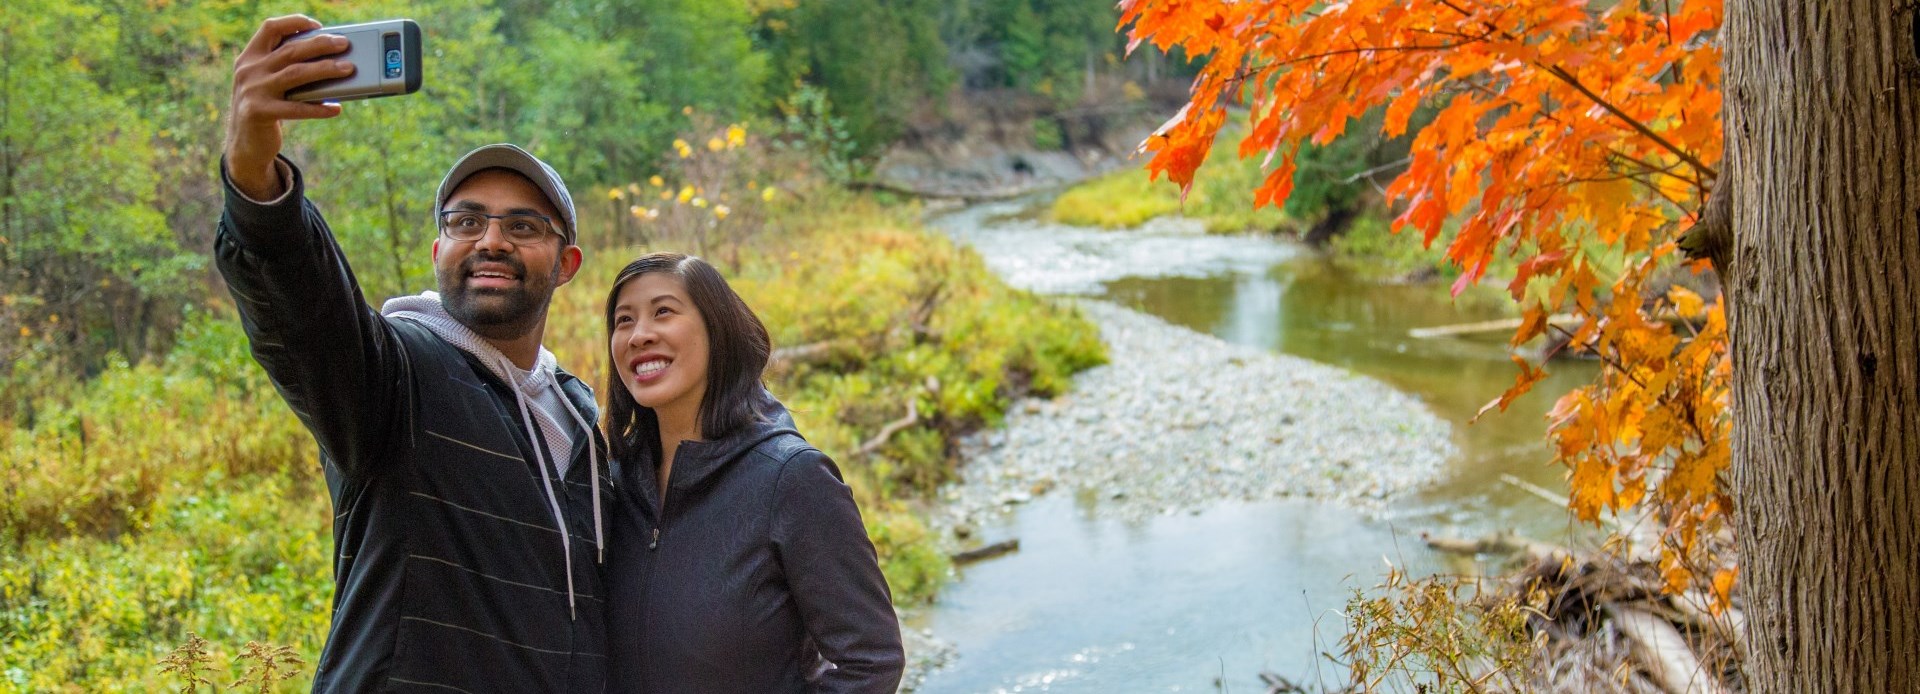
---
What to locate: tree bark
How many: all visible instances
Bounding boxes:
[1724,0,1920,690]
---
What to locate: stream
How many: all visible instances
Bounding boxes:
[904,200,1598,693]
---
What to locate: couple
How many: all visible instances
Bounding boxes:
[216,16,903,693]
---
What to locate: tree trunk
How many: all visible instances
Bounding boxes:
[1724,0,1920,690]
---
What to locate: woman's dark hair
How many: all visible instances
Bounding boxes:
[603,252,771,462]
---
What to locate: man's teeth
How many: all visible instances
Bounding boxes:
[635,360,668,376]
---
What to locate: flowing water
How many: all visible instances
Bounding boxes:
[906,201,1599,693]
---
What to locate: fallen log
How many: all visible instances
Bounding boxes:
[1421,529,1570,564]
[1408,314,1581,339]
[1604,603,1730,694]
[1670,589,1748,656]
[768,338,862,366]
[949,539,1019,565]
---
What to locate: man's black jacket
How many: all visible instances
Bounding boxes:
[216,158,611,693]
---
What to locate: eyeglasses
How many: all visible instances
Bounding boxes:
[438,210,559,246]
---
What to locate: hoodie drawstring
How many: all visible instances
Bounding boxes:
[558,402,605,565]
[504,358,579,621]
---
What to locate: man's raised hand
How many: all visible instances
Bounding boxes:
[224,15,354,201]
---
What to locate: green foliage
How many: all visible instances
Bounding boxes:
[776,84,865,183]
[764,0,951,157]
[1327,211,1455,281]
[0,0,202,396]
[975,0,1117,104]
[1050,124,1291,233]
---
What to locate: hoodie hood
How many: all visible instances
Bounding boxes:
[670,392,799,492]
[631,390,797,515]
[379,290,604,620]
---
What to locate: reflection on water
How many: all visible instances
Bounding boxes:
[912,496,1428,693]
[916,203,1597,692]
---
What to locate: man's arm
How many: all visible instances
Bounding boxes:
[215,16,404,475]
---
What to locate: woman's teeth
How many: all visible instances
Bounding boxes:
[635,360,668,377]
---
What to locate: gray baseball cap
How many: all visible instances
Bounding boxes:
[435,143,578,246]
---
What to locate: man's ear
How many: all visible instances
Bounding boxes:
[431,239,441,262]
[556,245,584,287]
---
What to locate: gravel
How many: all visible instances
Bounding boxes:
[933,299,1455,529]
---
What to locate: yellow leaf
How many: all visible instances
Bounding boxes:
[1668,285,1706,319]
[1711,568,1738,612]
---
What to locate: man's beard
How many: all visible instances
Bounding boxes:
[439,250,559,342]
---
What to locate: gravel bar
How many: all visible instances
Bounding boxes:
[935,299,1455,530]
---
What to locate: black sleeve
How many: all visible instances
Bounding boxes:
[214,156,406,477]
[771,449,906,694]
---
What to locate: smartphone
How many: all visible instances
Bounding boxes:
[284,19,423,103]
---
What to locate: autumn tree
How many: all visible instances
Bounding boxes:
[1118,0,1912,687]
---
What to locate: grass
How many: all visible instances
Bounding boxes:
[1049,126,1292,234]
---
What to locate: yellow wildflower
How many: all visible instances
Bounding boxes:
[630,205,644,217]
[608,188,625,200]
[747,180,759,190]
[761,186,778,202]
[682,105,694,115]
[673,139,692,158]
[18,326,29,337]
[713,204,731,220]
[677,186,695,204]
[649,175,665,187]
[627,183,642,195]
[659,190,672,200]
[726,125,746,148]
[691,197,708,208]
[48,314,58,324]
[706,137,724,152]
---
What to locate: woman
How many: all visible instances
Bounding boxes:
[601,252,904,693]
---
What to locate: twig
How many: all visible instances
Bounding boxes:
[855,399,919,458]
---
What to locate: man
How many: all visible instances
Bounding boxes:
[217,16,609,692]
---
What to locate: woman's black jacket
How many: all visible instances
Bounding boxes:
[604,406,904,693]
